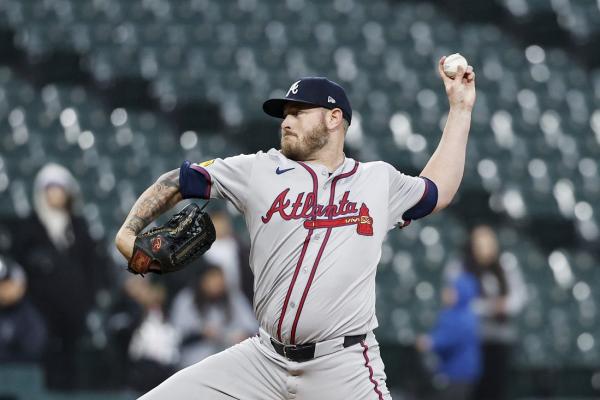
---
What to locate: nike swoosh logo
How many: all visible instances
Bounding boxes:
[276,167,295,175]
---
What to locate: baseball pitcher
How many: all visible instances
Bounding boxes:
[116,57,476,399]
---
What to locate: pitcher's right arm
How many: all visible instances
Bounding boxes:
[115,168,182,261]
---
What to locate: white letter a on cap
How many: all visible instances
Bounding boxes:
[287,80,300,96]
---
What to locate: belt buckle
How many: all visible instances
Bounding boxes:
[283,344,295,359]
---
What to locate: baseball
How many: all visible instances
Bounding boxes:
[443,53,468,79]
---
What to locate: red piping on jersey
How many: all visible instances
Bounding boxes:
[276,161,318,342]
[360,340,385,400]
[190,164,212,198]
[289,160,359,344]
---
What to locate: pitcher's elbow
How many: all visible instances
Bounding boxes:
[434,191,455,212]
[114,229,124,251]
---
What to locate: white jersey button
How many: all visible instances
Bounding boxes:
[290,301,296,308]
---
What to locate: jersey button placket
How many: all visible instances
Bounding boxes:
[281,160,325,344]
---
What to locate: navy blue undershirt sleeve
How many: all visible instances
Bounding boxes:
[402,177,438,221]
[179,160,211,199]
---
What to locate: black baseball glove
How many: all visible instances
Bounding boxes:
[127,203,216,275]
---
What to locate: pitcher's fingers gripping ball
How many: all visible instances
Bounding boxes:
[442,53,467,79]
[440,53,475,84]
[128,203,216,275]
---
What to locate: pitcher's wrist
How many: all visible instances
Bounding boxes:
[449,105,473,115]
[115,229,136,260]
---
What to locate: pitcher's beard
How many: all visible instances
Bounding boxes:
[280,121,328,161]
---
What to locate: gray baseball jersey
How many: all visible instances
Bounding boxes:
[180,148,428,345]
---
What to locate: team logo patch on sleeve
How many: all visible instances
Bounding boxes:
[197,159,215,167]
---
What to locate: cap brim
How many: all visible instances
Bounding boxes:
[262,98,323,119]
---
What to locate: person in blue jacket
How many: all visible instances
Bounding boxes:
[416,272,481,400]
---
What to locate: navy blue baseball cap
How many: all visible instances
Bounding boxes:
[263,77,352,124]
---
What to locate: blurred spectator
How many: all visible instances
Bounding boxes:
[0,255,46,363]
[170,264,257,368]
[10,163,111,389]
[416,271,481,400]
[203,210,254,302]
[456,225,527,400]
[125,277,180,394]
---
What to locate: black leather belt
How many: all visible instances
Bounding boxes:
[270,334,367,362]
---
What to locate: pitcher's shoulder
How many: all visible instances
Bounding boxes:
[359,160,395,173]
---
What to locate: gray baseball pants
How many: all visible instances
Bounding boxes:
[139,331,391,400]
